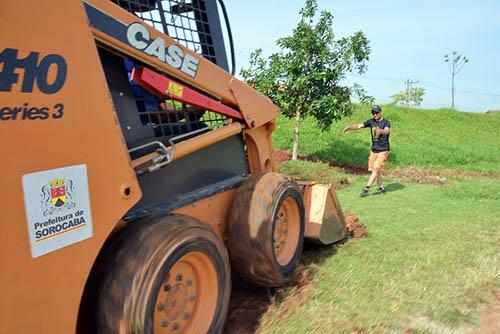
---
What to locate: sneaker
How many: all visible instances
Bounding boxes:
[360,187,369,197]
[377,187,386,195]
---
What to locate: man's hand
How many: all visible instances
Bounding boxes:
[376,127,390,136]
[343,126,350,133]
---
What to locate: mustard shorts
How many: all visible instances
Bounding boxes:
[368,151,389,172]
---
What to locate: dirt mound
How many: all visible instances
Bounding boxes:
[385,167,452,185]
[383,167,499,184]
[344,213,367,238]
[286,266,314,290]
[472,292,500,334]
[274,150,292,164]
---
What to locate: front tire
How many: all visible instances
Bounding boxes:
[227,173,305,286]
[81,214,230,334]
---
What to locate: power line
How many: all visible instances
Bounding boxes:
[419,80,500,96]
[347,74,500,97]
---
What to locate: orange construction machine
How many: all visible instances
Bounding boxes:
[0,1,347,333]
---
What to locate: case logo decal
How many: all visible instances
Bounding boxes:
[126,23,199,78]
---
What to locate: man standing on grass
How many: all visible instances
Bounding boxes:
[343,105,391,197]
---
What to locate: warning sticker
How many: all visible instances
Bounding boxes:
[167,81,184,97]
[22,164,93,258]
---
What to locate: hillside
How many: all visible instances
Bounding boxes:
[273,105,500,173]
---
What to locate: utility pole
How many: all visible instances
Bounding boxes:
[404,79,419,106]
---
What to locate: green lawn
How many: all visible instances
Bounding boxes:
[273,105,500,173]
[260,105,500,333]
[258,175,500,333]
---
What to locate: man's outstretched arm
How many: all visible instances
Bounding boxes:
[343,123,365,133]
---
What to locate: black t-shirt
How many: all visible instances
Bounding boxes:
[362,118,391,152]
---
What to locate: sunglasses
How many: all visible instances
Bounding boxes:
[371,111,381,115]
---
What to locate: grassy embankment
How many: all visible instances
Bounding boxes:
[274,104,500,173]
[258,105,500,333]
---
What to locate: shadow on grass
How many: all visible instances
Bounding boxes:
[302,242,339,266]
[311,139,369,167]
[384,182,405,193]
[308,140,399,173]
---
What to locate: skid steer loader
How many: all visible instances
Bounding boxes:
[0,1,347,332]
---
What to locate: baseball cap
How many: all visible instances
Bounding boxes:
[371,105,382,114]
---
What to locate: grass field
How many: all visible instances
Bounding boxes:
[257,173,500,333]
[253,105,500,333]
[273,105,500,173]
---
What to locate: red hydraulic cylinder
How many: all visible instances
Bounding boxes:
[131,67,244,120]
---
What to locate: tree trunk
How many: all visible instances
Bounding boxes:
[451,61,456,110]
[451,73,455,110]
[292,107,301,160]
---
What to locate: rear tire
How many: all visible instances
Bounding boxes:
[80,214,230,334]
[227,173,305,286]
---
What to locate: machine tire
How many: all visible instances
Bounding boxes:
[227,173,305,286]
[82,214,230,334]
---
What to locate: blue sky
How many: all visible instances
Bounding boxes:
[223,0,500,112]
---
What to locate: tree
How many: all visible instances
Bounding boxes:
[391,87,425,106]
[444,51,469,110]
[241,0,371,160]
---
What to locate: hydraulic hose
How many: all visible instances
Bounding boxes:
[217,0,236,75]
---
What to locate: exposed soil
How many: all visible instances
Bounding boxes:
[223,267,314,333]
[274,150,293,164]
[223,274,270,334]
[471,292,500,334]
[344,213,367,238]
[385,167,452,185]
[385,167,499,184]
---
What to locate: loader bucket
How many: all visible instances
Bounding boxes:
[300,182,348,244]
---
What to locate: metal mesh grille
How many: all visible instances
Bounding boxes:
[113,0,216,63]
[125,60,225,149]
[133,87,227,138]
[109,0,227,149]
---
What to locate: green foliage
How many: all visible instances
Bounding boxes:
[444,51,470,72]
[241,0,371,130]
[258,176,500,333]
[391,87,425,106]
[273,104,500,173]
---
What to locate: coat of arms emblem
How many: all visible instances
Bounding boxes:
[41,178,76,216]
